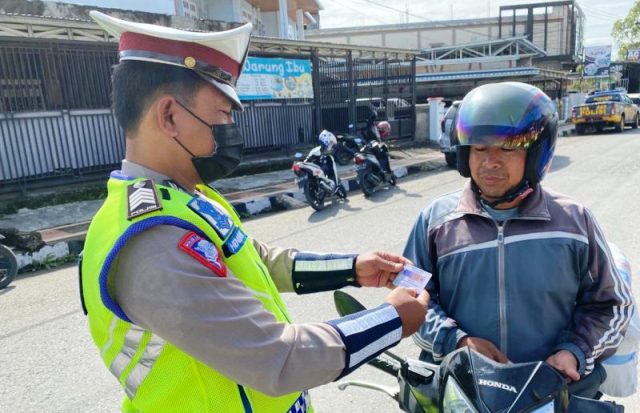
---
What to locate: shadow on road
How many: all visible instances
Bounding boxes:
[358,186,422,204]
[307,198,362,223]
[0,285,16,296]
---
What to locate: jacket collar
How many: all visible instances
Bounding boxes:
[120,160,171,182]
[456,180,551,220]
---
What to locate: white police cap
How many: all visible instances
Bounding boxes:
[90,11,252,110]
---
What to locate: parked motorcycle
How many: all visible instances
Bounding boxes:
[0,234,17,289]
[333,290,625,413]
[333,128,366,166]
[291,131,347,211]
[355,121,396,197]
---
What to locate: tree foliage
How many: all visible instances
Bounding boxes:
[612,0,640,60]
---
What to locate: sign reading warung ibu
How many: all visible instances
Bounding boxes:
[237,57,313,100]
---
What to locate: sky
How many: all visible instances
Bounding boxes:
[51,0,631,55]
[317,0,632,55]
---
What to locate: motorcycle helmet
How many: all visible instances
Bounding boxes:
[318,129,337,153]
[456,82,558,187]
[377,121,391,139]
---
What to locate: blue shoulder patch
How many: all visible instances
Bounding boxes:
[223,227,248,257]
[188,196,235,240]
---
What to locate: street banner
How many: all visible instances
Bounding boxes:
[583,45,611,77]
[627,49,640,62]
[237,57,313,100]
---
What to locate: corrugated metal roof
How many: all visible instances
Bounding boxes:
[416,68,541,82]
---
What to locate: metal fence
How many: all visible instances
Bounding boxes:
[0,103,315,191]
[314,51,416,137]
[0,109,124,184]
[0,36,415,192]
[235,100,314,150]
[0,39,116,112]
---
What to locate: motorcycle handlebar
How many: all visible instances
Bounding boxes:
[567,363,607,399]
[368,353,402,377]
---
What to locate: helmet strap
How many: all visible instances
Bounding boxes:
[471,179,533,209]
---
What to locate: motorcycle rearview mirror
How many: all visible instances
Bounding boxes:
[294,152,304,160]
[333,290,367,317]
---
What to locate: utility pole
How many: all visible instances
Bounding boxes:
[405,1,409,23]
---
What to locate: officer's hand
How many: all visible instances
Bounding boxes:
[546,350,580,382]
[457,336,509,364]
[384,287,429,337]
[355,251,411,288]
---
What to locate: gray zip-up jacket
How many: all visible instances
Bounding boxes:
[403,182,633,375]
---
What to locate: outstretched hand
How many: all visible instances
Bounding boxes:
[355,251,412,288]
[385,287,430,337]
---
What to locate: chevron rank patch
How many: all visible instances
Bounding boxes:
[188,196,235,240]
[127,179,161,220]
[178,232,227,277]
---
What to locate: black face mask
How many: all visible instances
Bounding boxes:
[174,100,244,183]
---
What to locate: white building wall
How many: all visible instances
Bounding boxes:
[260,12,279,37]
[206,0,236,22]
[420,30,454,48]
[347,34,384,47]
[454,26,492,44]
[385,31,419,49]
[176,0,200,18]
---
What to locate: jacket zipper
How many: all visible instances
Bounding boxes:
[497,223,507,356]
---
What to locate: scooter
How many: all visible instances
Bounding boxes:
[354,138,396,197]
[333,291,625,413]
[334,126,366,166]
[291,146,347,211]
[0,234,17,289]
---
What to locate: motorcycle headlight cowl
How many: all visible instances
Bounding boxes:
[442,376,478,413]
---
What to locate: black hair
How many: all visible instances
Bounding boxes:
[111,60,207,134]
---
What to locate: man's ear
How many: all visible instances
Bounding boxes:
[155,96,179,137]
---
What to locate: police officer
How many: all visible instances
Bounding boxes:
[81,11,428,413]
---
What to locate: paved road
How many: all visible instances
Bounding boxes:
[1,127,639,412]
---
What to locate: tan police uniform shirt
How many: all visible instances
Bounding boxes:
[112,161,346,397]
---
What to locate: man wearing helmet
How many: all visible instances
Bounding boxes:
[403,82,633,393]
[316,129,342,190]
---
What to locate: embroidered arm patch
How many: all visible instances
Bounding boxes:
[178,232,227,278]
[127,179,162,220]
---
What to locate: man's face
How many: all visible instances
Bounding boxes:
[469,144,526,203]
[176,84,234,157]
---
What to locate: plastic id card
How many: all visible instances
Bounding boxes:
[393,264,432,291]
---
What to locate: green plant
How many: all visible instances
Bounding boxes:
[21,253,79,273]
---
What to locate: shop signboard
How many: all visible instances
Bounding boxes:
[237,57,313,100]
[583,45,611,77]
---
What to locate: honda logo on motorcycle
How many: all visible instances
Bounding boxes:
[477,379,517,394]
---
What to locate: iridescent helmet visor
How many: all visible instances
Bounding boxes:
[456,82,556,149]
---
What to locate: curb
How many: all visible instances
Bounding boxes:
[231,156,446,217]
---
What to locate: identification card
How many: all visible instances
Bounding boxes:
[393,264,432,291]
